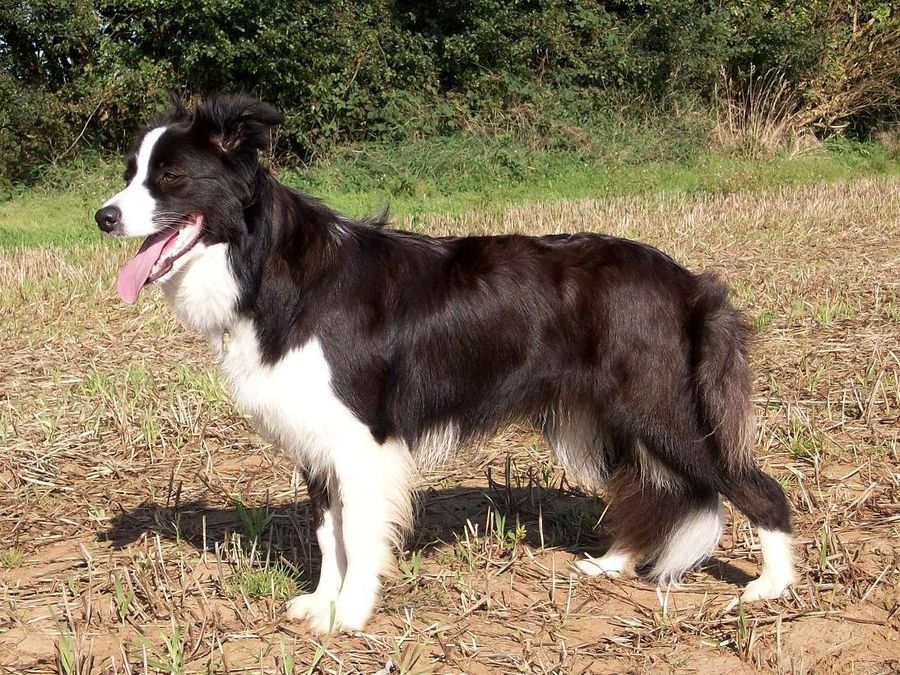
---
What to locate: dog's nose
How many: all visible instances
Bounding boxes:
[95,205,122,233]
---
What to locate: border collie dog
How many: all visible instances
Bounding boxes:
[95,96,794,633]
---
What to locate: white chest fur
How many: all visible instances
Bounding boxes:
[161,242,239,339]
[161,241,379,474]
[219,319,368,467]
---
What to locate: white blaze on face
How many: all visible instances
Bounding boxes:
[102,126,168,237]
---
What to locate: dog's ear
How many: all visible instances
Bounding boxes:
[192,95,282,158]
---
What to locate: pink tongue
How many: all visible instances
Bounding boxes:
[116,229,179,304]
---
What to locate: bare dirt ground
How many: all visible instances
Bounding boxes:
[1,178,898,674]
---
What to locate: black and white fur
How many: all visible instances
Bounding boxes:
[96,96,794,633]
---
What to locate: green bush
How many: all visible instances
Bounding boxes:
[0,0,897,185]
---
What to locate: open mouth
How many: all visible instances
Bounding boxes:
[116,215,204,304]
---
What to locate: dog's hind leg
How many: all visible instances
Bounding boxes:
[304,436,415,633]
[543,406,634,577]
[574,464,723,582]
[722,466,795,602]
[572,548,633,578]
[286,472,346,624]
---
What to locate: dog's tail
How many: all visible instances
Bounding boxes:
[691,274,793,528]
[691,272,756,476]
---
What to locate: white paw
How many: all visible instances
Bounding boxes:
[331,593,374,632]
[307,604,341,635]
[285,593,338,633]
[573,552,629,578]
[286,590,374,634]
[740,575,791,603]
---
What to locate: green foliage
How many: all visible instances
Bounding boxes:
[1,1,897,184]
[2,134,897,249]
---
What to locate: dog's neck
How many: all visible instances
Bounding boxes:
[159,239,241,348]
[161,173,348,358]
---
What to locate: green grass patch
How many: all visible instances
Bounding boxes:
[2,135,897,249]
[0,548,25,569]
[221,559,301,601]
[293,135,899,220]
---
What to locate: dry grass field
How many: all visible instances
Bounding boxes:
[1,177,898,674]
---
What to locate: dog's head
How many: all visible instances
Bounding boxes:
[95,95,281,303]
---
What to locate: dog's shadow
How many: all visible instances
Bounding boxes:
[103,477,752,589]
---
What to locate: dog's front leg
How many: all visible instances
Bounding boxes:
[307,436,415,634]
[286,473,346,626]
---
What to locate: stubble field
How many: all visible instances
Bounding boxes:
[1,177,898,674]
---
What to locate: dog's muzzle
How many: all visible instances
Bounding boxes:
[95,206,123,234]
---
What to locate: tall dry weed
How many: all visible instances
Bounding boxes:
[713,68,807,158]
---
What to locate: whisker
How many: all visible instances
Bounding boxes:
[150,218,216,237]
[145,211,219,238]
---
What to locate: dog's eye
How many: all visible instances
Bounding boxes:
[160,171,183,185]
